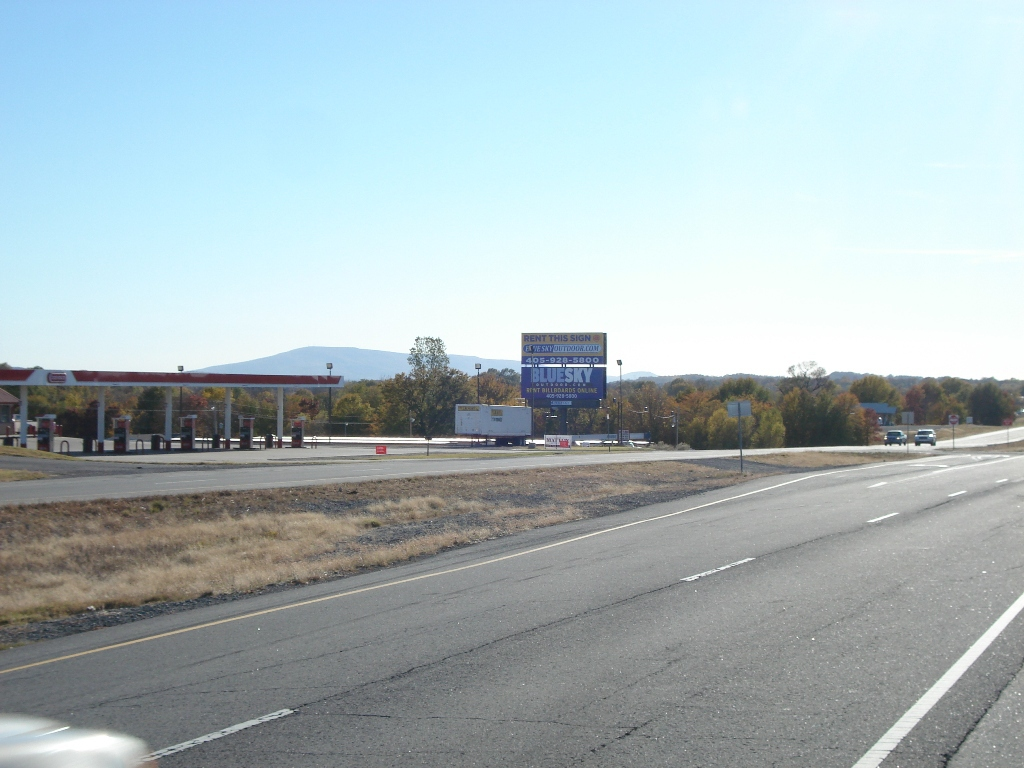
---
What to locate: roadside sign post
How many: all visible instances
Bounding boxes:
[902,411,914,454]
[727,400,752,472]
[1005,417,1013,445]
[949,414,959,448]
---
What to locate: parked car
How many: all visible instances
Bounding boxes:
[883,430,907,446]
[915,429,937,446]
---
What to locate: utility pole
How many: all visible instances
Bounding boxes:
[475,362,481,403]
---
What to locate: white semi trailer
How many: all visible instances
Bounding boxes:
[455,404,532,446]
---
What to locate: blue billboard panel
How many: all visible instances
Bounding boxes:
[521,366,606,406]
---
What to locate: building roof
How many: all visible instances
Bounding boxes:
[0,388,18,406]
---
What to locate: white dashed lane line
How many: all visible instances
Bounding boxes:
[144,709,294,761]
[997,479,1008,484]
[681,558,755,583]
[948,491,967,498]
[868,481,888,488]
[867,513,899,523]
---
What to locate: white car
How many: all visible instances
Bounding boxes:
[0,715,149,768]
[915,429,937,446]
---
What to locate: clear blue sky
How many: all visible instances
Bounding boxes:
[2,1,1021,379]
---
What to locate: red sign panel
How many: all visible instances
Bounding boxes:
[949,415,960,426]
[375,445,387,455]
[46,372,67,384]
[1005,418,1014,426]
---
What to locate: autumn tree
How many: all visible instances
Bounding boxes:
[849,375,901,408]
[477,368,521,405]
[967,382,1016,426]
[778,361,829,395]
[379,337,471,437]
[717,377,774,403]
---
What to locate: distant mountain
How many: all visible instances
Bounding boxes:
[198,346,521,382]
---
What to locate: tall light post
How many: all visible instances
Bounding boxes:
[616,359,623,444]
[475,362,482,404]
[326,362,333,440]
[177,365,184,436]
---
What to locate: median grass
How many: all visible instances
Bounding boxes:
[0,470,50,482]
[0,446,79,461]
[0,461,757,630]
[750,451,921,469]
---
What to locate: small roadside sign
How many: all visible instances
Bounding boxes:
[726,400,752,472]
[727,400,752,418]
[1004,418,1013,426]
[949,415,960,426]
[375,445,387,455]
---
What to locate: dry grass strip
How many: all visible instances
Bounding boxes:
[0,470,50,483]
[0,446,79,461]
[751,451,919,469]
[0,461,751,627]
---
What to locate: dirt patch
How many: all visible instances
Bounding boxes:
[0,460,782,647]
[751,451,919,469]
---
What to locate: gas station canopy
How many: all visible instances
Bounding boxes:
[0,369,343,450]
[0,369,341,388]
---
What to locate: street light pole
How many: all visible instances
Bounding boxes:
[616,359,623,445]
[177,366,184,441]
[475,362,481,404]
[326,362,333,441]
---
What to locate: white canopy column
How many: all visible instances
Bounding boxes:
[19,385,28,448]
[164,387,173,445]
[276,387,284,448]
[223,388,232,449]
[96,387,105,452]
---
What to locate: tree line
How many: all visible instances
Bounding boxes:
[2,352,1020,446]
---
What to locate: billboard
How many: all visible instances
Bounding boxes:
[522,366,605,407]
[521,332,606,365]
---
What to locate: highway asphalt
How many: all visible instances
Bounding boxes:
[3,451,1024,766]
[0,442,1005,507]
[2,424,1019,507]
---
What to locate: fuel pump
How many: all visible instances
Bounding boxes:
[291,417,306,448]
[113,415,131,453]
[239,416,256,450]
[180,415,197,451]
[36,415,57,452]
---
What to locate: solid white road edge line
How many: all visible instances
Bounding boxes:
[948,491,967,498]
[852,589,1024,768]
[868,482,887,488]
[680,558,755,582]
[997,479,1008,484]
[867,513,899,523]
[143,708,294,761]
